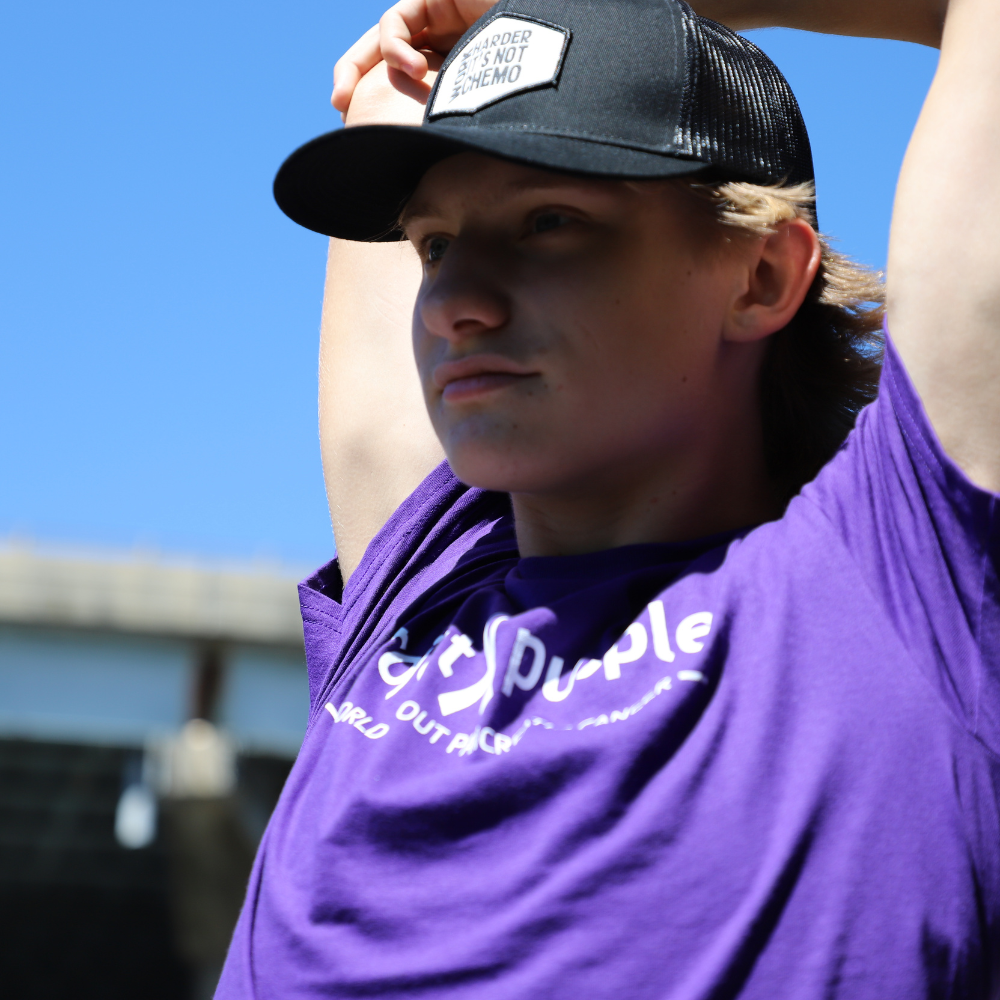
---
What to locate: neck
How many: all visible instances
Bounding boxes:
[510,407,780,559]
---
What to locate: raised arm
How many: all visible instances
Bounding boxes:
[320,64,443,583]
[885,0,1000,492]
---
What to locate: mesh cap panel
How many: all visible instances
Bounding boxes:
[680,12,814,185]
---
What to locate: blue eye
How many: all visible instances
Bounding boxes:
[532,212,570,234]
[426,236,449,262]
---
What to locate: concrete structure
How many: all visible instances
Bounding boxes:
[0,541,309,755]
[0,540,313,999]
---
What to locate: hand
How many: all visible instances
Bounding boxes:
[332,0,494,119]
[343,56,442,128]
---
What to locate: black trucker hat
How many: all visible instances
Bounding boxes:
[274,0,813,242]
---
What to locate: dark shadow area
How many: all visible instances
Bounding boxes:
[0,738,292,1000]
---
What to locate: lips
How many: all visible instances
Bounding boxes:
[432,355,537,402]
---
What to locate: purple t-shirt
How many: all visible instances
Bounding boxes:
[218,335,1000,998]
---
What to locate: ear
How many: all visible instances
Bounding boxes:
[722,218,821,343]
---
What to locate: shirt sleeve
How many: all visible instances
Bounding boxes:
[296,462,510,721]
[804,325,1000,752]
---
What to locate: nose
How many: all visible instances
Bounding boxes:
[416,239,510,345]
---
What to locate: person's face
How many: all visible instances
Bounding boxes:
[403,152,757,494]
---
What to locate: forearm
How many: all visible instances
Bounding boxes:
[320,63,444,582]
[688,0,947,46]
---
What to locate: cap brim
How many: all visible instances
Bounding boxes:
[273,124,712,242]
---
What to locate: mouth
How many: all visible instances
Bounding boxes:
[432,355,538,403]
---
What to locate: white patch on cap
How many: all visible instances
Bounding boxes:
[429,16,569,117]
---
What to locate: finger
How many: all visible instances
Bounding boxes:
[454,0,495,26]
[386,65,434,105]
[332,60,361,114]
[425,0,489,49]
[385,52,443,105]
[430,0,481,30]
[380,0,432,78]
[332,25,381,112]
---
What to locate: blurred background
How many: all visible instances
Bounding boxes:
[1,1,939,997]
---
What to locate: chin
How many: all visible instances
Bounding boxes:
[446,444,561,495]
[438,411,587,494]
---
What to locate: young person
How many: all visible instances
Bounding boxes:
[217,0,1000,995]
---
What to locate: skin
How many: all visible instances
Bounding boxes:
[321,0,1000,580]
[319,69,444,580]
[886,0,1000,493]
[403,154,817,556]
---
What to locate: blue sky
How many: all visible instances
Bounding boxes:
[0,2,938,569]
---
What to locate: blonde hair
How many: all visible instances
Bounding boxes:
[684,179,885,501]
